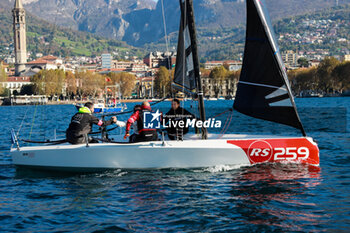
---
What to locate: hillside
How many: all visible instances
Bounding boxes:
[144,4,350,61]
[0,1,349,61]
[275,5,350,55]
[0,4,144,59]
[1,0,350,47]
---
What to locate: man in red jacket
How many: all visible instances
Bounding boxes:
[124,101,158,142]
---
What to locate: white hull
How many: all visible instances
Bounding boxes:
[11,134,319,172]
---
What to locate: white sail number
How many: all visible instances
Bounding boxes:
[274,147,309,160]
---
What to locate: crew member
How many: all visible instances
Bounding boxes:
[164,98,195,140]
[124,101,158,142]
[66,102,117,144]
[128,105,141,142]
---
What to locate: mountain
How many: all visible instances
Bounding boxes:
[0,2,143,58]
[20,0,157,44]
[2,0,350,47]
[0,0,349,60]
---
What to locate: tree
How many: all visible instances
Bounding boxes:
[297,57,309,68]
[0,61,7,95]
[209,66,227,97]
[222,62,230,70]
[20,84,35,95]
[292,67,317,95]
[0,88,10,97]
[332,61,350,93]
[31,69,66,96]
[108,72,136,98]
[65,71,77,98]
[227,70,240,96]
[75,71,104,97]
[154,66,171,98]
[316,57,340,93]
[199,68,211,96]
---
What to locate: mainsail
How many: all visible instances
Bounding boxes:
[173,0,196,95]
[233,0,306,136]
[173,0,207,139]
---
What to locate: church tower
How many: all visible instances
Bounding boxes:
[12,0,27,76]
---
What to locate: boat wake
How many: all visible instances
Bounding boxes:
[194,164,248,173]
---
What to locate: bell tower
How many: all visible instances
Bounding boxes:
[12,0,27,76]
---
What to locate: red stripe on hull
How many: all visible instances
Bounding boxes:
[227,138,319,166]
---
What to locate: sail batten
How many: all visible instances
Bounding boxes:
[233,0,306,136]
[238,81,286,90]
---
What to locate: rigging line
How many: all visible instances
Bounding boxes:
[218,110,234,139]
[40,104,46,140]
[161,0,171,70]
[29,104,39,140]
[209,108,232,119]
[219,111,230,137]
[221,111,234,137]
[48,0,61,55]
[181,0,187,111]
[16,106,30,137]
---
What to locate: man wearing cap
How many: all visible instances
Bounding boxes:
[66,102,117,144]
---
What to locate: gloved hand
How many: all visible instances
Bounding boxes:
[111,116,117,123]
[123,133,130,140]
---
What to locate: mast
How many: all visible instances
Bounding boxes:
[184,0,207,139]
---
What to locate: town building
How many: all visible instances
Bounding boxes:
[101,53,112,69]
[343,54,350,62]
[112,60,133,70]
[204,60,242,71]
[143,51,176,69]
[12,0,27,76]
[309,60,321,67]
[281,50,298,67]
[136,76,155,98]
[0,61,9,74]
[23,55,65,76]
[1,76,31,94]
[201,77,237,98]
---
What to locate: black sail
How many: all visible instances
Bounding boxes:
[173,0,197,95]
[233,0,306,136]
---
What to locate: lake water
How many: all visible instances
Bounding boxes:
[0,97,349,232]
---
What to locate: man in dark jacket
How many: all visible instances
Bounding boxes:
[164,99,195,140]
[66,102,117,144]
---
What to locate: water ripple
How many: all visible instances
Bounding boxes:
[0,99,349,232]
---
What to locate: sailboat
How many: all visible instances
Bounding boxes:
[10,0,319,172]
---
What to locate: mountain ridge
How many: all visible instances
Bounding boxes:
[0,3,143,58]
[2,0,350,46]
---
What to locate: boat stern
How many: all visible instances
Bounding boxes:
[227,137,320,166]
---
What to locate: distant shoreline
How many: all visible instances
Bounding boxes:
[1,96,349,107]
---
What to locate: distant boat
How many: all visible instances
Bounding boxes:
[75,98,127,114]
[341,91,350,97]
[10,0,319,172]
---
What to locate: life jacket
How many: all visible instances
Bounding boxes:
[78,107,92,114]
